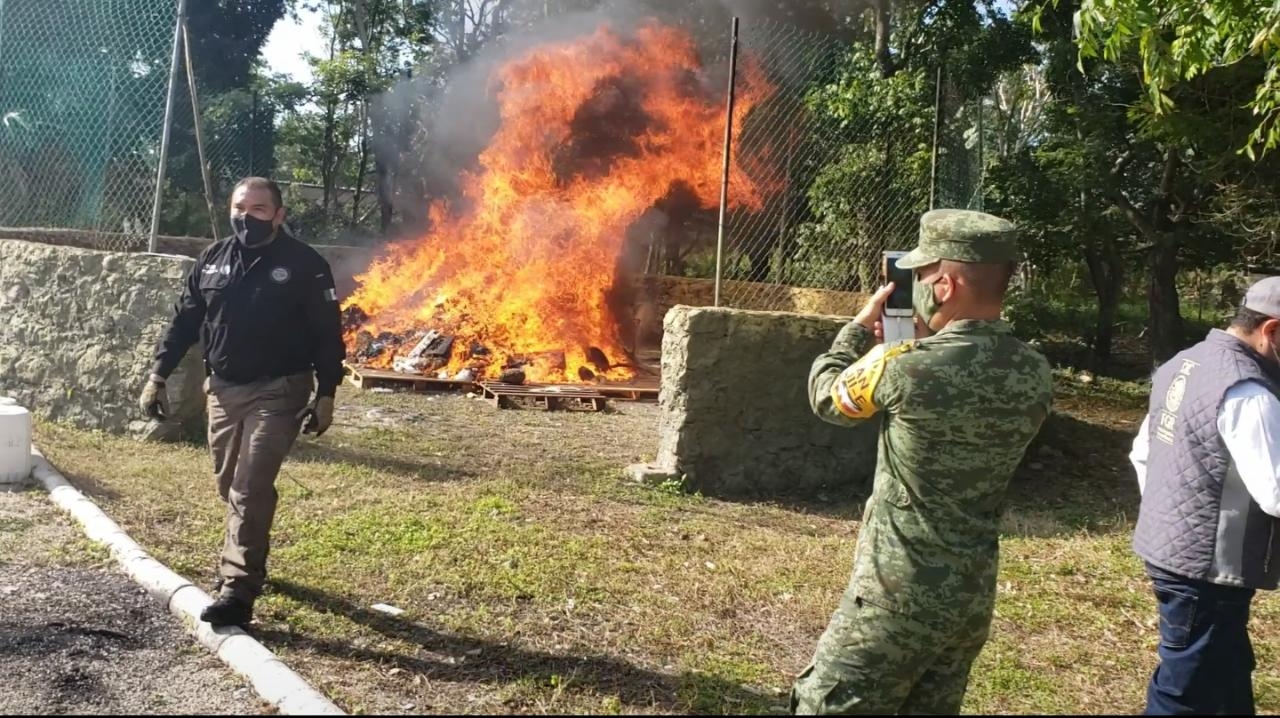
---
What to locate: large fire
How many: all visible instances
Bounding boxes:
[342,21,776,383]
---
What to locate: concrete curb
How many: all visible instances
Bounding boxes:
[30,446,345,716]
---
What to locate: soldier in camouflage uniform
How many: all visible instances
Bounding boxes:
[790,209,1054,715]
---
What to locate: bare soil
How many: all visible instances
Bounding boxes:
[0,489,266,715]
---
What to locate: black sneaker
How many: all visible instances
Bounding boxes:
[200,595,253,627]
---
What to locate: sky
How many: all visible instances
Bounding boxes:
[260,6,328,84]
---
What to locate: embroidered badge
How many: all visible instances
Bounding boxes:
[1155,358,1197,445]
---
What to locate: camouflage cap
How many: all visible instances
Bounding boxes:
[896,209,1020,269]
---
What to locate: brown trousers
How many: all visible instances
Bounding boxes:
[206,371,312,603]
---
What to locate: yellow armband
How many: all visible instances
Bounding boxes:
[831,342,913,419]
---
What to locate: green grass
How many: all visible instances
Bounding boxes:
[29,383,1280,715]
[0,486,112,568]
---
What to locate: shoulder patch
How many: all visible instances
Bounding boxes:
[831,341,913,419]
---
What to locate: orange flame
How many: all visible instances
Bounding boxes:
[343,21,776,383]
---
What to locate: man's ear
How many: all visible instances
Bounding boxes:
[1265,317,1280,343]
[273,206,286,226]
[937,272,957,302]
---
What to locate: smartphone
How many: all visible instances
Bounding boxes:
[882,251,912,317]
[880,250,914,344]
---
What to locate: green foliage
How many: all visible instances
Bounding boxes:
[784,1,1033,290]
[778,52,935,288]
[1044,0,1280,157]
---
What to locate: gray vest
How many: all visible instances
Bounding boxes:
[1134,329,1280,589]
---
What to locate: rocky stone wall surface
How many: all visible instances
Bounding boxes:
[641,275,867,317]
[630,305,878,497]
[0,240,205,440]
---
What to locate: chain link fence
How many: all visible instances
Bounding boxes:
[703,19,986,311]
[0,5,986,314]
[0,0,177,251]
[160,45,267,243]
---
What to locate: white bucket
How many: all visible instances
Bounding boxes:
[0,403,32,486]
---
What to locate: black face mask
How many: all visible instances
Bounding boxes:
[231,214,276,247]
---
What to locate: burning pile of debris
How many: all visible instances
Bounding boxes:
[337,22,776,387]
[343,306,626,385]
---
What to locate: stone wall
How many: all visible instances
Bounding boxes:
[629,306,879,497]
[0,230,377,302]
[1,230,869,338]
[640,275,867,317]
[0,240,205,440]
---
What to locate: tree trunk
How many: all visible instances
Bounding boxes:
[351,104,371,227]
[1107,146,1187,367]
[1082,241,1123,370]
[321,97,338,213]
[320,11,340,214]
[1148,236,1185,366]
[874,0,894,78]
[376,155,394,234]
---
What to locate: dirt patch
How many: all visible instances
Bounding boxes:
[0,490,265,715]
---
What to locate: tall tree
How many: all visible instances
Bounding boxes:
[1002,0,1278,365]
[791,0,1034,290]
[1055,0,1280,157]
[289,0,435,237]
[160,0,290,236]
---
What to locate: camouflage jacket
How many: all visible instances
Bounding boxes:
[809,319,1052,624]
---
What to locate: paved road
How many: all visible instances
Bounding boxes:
[0,488,262,715]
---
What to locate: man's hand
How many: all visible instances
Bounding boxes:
[297,396,335,438]
[853,283,897,340]
[138,375,169,420]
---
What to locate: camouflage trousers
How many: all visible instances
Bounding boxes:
[790,591,992,715]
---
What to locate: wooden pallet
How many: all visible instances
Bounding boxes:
[594,383,660,401]
[345,362,659,402]
[345,363,477,393]
[478,382,608,412]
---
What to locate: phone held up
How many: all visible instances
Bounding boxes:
[880,250,915,344]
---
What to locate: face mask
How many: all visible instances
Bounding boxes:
[913,276,942,332]
[231,214,276,247]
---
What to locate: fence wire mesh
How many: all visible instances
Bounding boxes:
[0,5,988,302]
[0,0,177,251]
[707,19,986,312]
[161,48,266,242]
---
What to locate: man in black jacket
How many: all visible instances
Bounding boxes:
[139,176,345,627]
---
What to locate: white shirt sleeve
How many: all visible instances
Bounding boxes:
[1218,381,1280,518]
[1130,415,1150,495]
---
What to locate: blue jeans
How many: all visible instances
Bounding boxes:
[1144,564,1256,715]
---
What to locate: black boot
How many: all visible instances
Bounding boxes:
[200,595,253,627]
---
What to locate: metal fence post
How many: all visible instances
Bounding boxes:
[148,0,188,253]
[0,0,7,74]
[929,64,942,211]
[250,88,259,176]
[975,94,985,210]
[713,16,739,308]
[183,19,219,240]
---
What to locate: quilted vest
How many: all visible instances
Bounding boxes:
[1134,329,1280,590]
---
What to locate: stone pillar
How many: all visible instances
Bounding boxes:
[0,240,205,441]
[629,305,878,497]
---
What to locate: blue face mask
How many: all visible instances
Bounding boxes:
[231,214,276,247]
